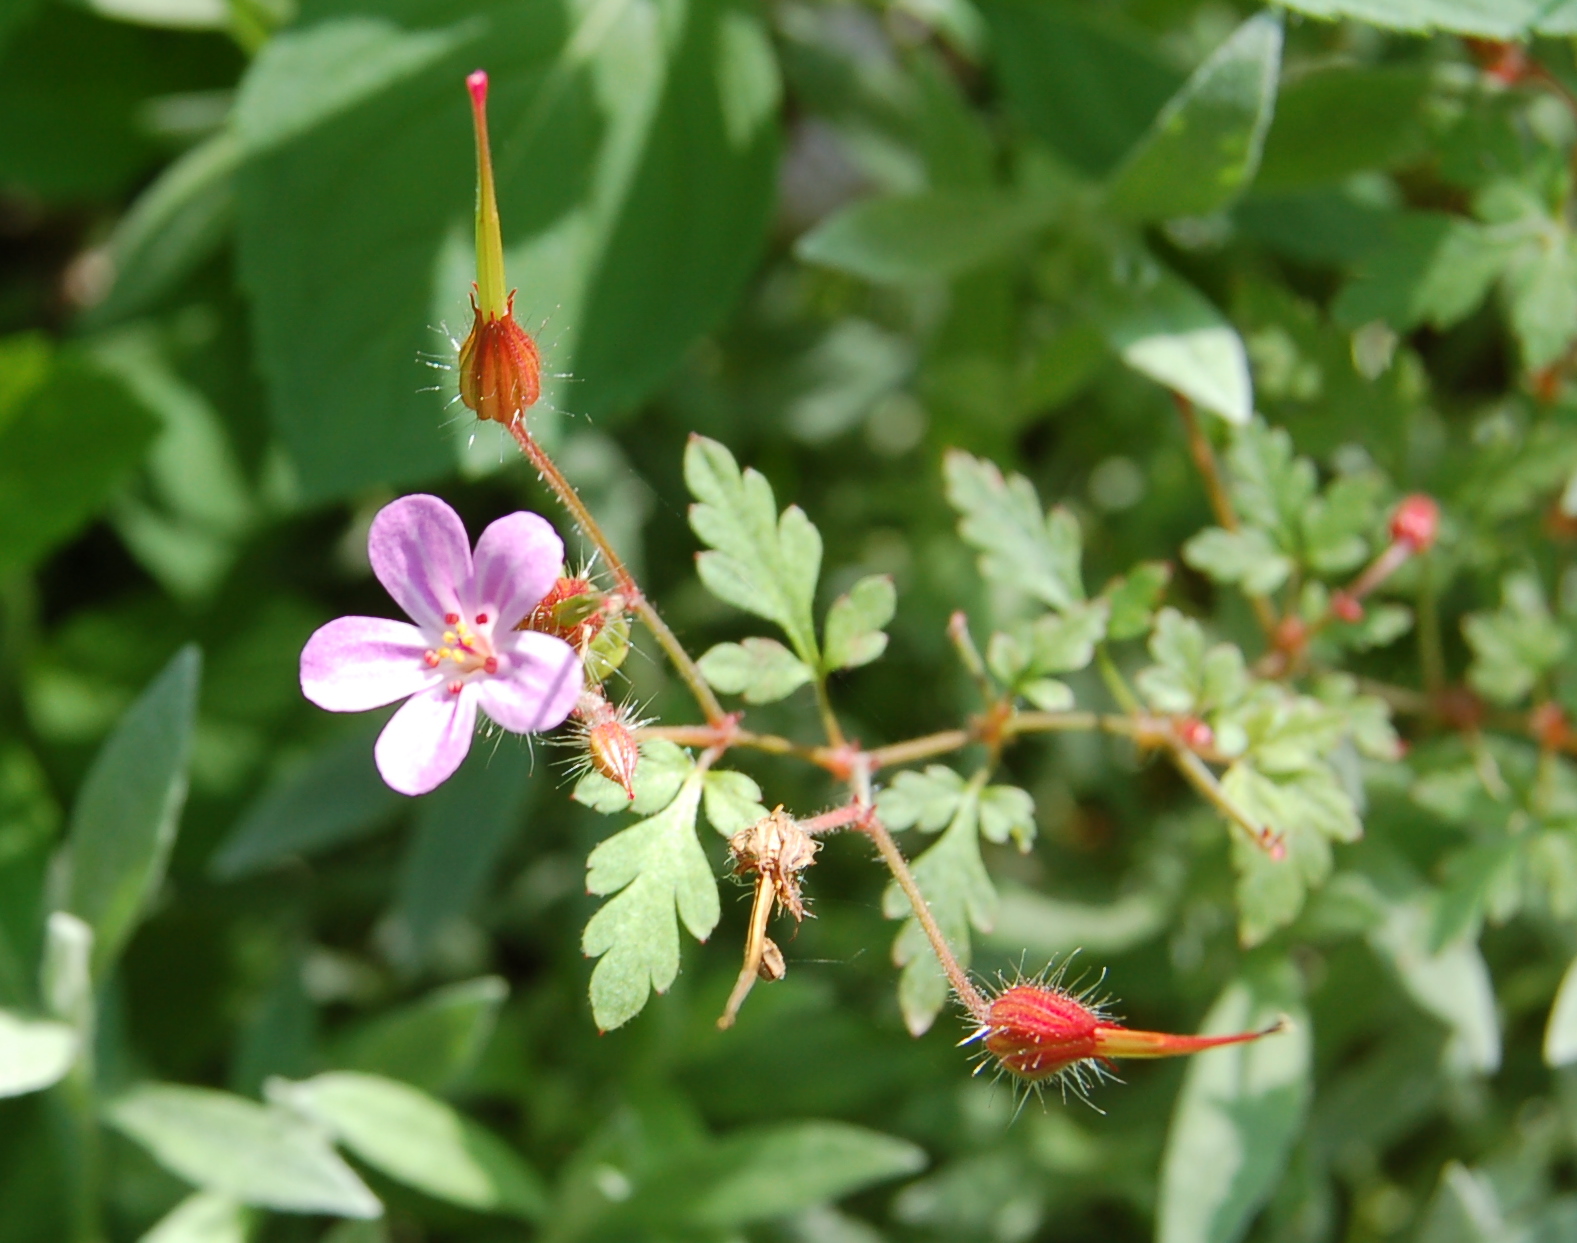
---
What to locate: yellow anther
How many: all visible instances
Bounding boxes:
[438,647,452,660]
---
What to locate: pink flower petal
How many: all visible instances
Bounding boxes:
[478,631,582,733]
[368,495,473,633]
[470,511,565,630]
[374,684,478,796]
[300,617,437,711]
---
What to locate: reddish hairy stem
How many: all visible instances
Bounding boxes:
[846,760,991,1021]
[505,420,727,726]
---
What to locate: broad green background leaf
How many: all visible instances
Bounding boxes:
[1414,1163,1509,1243]
[211,718,402,879]
[1277,0,1577,37]
[796,190,1053,284]
[1254,65,1431,194]
[234,16,479,157]
[1157,959,1312,1243]
[0,337,161,577]
[271,1072,546,1219]
[985,881,1174,956]
[0,1009,76,1098]
[582,775,717,1030]
[1370,899,1501,1074]
[140,1193,250,1243]
[108,1083,382,1218]
[1333,213,1512,334]
[1545,954,1577,1067]
[687,1122,926,1227]
[238,0,779,500]
[0,3,235,201]
[1091,256,1252,423]
[392,744,532,966]
[1105,12,1281,222]
[83,132,239,326]
[332,976,506,1092]
[59,644,199,978]
[981,0,1182,176]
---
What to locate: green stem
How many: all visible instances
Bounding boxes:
[812,676,847,749]
[1096,646,1143,716]
[48,1064,102,1243]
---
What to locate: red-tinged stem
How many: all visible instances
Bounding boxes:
[1345,540,1413,602]
[799,803,867,835]
[505,420,728,726]
[1173,393,1279,639]
[1094,1016,1289,1060]
[848,759,991,1021]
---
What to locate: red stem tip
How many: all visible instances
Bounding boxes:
[467,69,488,110]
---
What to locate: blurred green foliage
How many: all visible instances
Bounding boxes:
[12,0,1577,1241]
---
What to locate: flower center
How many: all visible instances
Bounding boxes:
[423,612,499,694]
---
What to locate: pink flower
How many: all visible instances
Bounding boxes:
[300,495,582,795]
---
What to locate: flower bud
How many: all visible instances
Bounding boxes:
[1389,494,1440,553]
[459,70,541,426]
[1531,702,1571,753]
[1330,591,1364,624]
[571,690,642,799]
[587,715,639,800]
[520,576,605,644]
[1174,716,1214,752]
[979,979,1284,1088]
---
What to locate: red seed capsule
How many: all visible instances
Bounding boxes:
[978,978,1284,1090]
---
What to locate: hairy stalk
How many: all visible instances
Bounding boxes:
[849,760,990,1021]
[864,728,973,770]
[1169,747,1278,854]
[506,419,727,725]
[1173,393,1279,638]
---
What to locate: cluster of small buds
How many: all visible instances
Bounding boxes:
[520,575,607,649]
[970,968,1285,1096]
